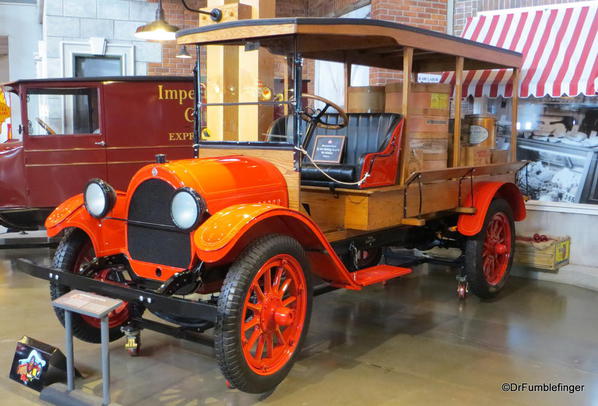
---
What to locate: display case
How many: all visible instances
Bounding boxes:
[517,138,598,204]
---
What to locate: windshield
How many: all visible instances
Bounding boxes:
[26,87,99,136]
[198,41,351,148]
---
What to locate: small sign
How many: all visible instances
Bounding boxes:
[53,290,123,319]
[312,135,346,164]
[9,336,70,392]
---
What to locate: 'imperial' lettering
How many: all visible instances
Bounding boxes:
[158,85,195,105]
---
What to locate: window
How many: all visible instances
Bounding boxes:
[26,88,99,136]
[74,55,122,77]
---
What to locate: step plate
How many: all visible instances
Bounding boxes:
[352,265,412,286]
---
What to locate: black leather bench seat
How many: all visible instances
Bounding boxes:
[268,112,403,188]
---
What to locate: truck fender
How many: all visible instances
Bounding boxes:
[45,193,127,257]
[457,182,526,236]
[194,204,361,289]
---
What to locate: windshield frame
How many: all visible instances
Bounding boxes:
[193,38,303,157]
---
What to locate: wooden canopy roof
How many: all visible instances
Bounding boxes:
[176,17,523,72]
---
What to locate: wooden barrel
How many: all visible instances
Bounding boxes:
[347,86,385,113]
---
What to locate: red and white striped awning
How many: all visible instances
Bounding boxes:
[441,3,598,98]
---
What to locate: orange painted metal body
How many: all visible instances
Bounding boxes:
[195,203,362,289]
[457,182,526,236]
[47,155,307,283]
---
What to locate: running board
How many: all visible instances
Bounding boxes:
[351,264,412,286]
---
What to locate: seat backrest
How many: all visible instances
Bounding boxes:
[267,113,403,164]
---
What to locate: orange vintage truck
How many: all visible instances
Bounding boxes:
[19,17,526,393]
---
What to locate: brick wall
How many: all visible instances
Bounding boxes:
[146,0,204,76]
[309,0,371,17]
[454,0,590,35]
[277,0,307,17]
[370,0,448,85]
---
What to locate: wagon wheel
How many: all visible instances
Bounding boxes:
[215,234,313,394]
[464,198,515,299]
[50,228,143,343]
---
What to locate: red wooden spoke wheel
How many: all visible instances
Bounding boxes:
[240,254,307,375]
[215,234,313,394]
[73,240,131,329]
[51,229,139,343]
[464,198,515,299]
[481,212,512,286]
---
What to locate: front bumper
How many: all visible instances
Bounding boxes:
[16,259,218,323]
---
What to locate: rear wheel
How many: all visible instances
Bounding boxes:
[464,198,515,299]
[50,229,139,343]
[215,234,312,394]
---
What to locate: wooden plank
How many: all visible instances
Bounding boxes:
[401,218,426,226]
[398,47,413,185]
[452,56,464,167]
[454,207,477,214]
[198,146,300,210]
[511,68,519,162]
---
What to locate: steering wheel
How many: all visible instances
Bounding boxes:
[299,94,348,130]
[36,117,57,135]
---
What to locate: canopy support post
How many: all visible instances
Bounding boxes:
[510,68,519,162]
[344,63,352,109]
[452,56,464,167]
[399,46,413,184]
[193,45,201,158]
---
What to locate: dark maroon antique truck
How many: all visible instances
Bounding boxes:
[0,76,194,230]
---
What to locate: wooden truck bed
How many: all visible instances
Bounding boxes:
[301,161,525,242]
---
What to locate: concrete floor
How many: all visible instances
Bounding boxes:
[1,247,598,406]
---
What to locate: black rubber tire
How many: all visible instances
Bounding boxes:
[50,228,139,343]
[214,234,313,394]
[464,198,515,299]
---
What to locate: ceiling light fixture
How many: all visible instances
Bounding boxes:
[135,0,180,41]
[176,45,192,59]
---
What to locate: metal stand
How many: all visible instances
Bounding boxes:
[41,290,124,406]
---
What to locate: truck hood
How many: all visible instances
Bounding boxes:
[126,155,290,214]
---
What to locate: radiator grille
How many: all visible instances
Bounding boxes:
[127,179,191,269]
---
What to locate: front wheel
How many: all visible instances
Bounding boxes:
[214,234,313,394]
[464,198,515,299]
[50,229,140,343]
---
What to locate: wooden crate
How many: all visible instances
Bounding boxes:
[514,236,571,271]
[491,149,509,164]
[385,82,451,116]
[409,139,448,173]
[461,145,491,166]
[347,86,385,113]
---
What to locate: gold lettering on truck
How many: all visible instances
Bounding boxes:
[158,85,195,142]
[169,132,193,141]
[158,85,195,105]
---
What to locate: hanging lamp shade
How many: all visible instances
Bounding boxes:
[134,0,179,41]
[176,45,192,59]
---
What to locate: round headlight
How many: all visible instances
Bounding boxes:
[170,188,206,231]
[84,179,116,219]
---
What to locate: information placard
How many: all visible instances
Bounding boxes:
[52,290,123,319]
[312,135,346,164]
